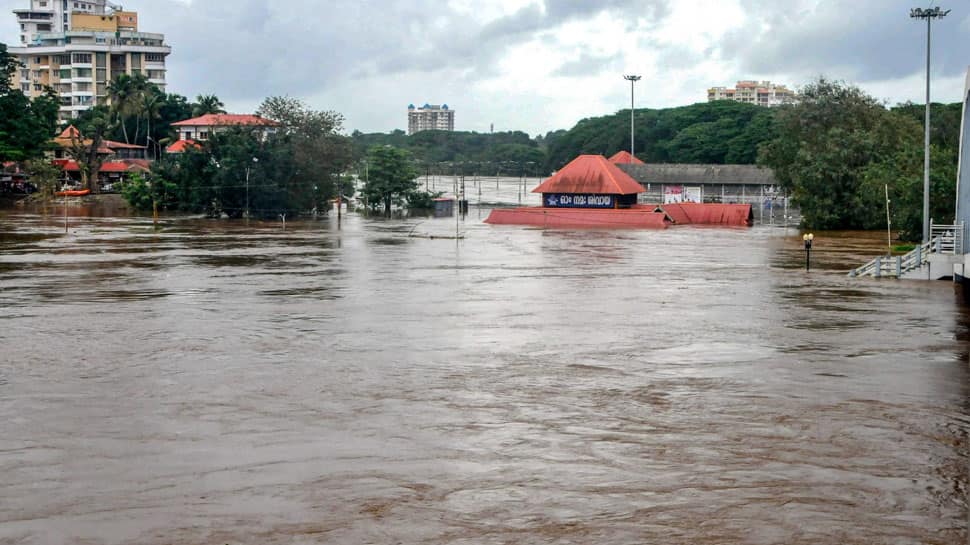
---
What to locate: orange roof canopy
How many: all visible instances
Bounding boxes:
[608,151,645,165]
[533,155,645,195]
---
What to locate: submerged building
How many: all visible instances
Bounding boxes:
[8,0,171,121]
[485,154,753,229]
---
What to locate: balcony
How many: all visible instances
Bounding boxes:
[15,10,54,22]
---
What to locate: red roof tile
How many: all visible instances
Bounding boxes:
[58,125,81,139]
[61,161,140,173]
[608,151,645,165]
[172,114,281,127]
[165,139,202,153]
[104,140,147,150]
[532,155,645,195]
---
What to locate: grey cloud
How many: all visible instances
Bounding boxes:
[721,0,970,84]
[553,52,623,77]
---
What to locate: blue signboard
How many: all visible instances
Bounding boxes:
[543,194,615,208]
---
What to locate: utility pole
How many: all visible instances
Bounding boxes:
[623,74,641,160]
[245,156,258,221]
[911,6,950,243]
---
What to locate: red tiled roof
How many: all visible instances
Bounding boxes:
[58,125,81,139]
[533,155,645,195]
[608,151,645,165]
[171,114,281,127]
[61,161,141,173]
[165,139,202,153]
[104,140,147,150]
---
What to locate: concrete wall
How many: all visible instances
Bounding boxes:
[956,68,970,248]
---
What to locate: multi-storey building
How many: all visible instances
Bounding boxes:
[407,103,455,135]
[8,0,171,122]
[707,81,796,107]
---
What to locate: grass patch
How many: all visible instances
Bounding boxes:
[892,243,916,254]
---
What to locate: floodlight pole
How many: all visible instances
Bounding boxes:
[623,75,641,161]
[911,7,950,243]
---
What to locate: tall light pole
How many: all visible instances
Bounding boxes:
[623,75,641,161]
[911,6,950,243]
[245,156,258,219]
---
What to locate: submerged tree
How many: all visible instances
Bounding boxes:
[361,146,419,215]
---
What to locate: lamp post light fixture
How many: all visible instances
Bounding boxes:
[623,74,641,160]
[910,6,950,243]
[803,233,814,272]
[245,156,259,219]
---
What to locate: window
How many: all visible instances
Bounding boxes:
[184,132,192,141]
[40,1,47,6]
[145,53,165,62]
[20,24,25,31]
[199,132,209,140]
[72,53,91,64]
[21,83,30,93]
[72,68,91,78]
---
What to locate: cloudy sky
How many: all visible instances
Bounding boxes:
[2,0,969,135]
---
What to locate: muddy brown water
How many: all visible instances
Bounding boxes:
[0,206,967,544]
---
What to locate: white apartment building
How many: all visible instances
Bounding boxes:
[407,103,455,135]
[8,0,171,121]
[707,81,796,107]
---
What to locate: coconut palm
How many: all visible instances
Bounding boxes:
[141,90,163,158]
[107,74,134,143]
[107,73,151,144]
[192,94,226,117]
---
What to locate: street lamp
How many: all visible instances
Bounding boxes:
[623,74,641,161]
[245,156,258,219]
[803,233,814,272]
[910,6,950,243]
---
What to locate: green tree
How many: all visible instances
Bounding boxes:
[64,112,111,192]
[0,43,59,162]
[361,146,419,215]
[759,77,958,238]
[192,94,226,117]
[25,158,63,201]
[256,95,354,208]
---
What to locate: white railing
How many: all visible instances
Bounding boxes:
[930,221,963,255]
[849,221,964,278]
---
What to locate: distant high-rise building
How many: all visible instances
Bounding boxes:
[407,103,455,135]
[8,0,171,122]
[707,81,796,107]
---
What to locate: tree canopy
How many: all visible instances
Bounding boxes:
[360,146,420,214]
[759,77,959,239]
[124,97,355,219]
[0,43,60,162]
[543,100,778,171]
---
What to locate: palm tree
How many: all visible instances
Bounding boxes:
[192,94,226,118]
[141,91,162,159]
[107,74,134,143]
[107,73,151,144]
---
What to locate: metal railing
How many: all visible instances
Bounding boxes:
[849,221,964,278]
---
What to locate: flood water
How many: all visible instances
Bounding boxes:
[0,206,967,544]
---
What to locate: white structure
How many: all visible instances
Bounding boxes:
[407,103,455,135]
[708,81,797,107]
[8,0,170,121]
[14,0,115,45]
[170,114,281,143]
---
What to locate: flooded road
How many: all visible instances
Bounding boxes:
[0,207,967,544]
